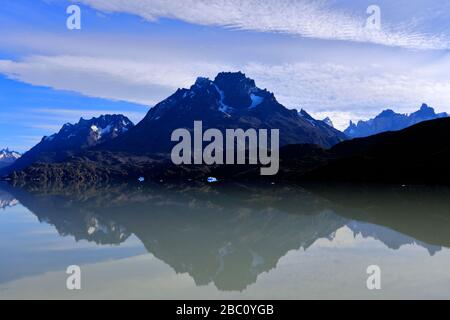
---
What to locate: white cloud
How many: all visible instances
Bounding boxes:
[2,54,450,130]
[74,0,450,50]
[0,56,229,106]
[245,61,450,128]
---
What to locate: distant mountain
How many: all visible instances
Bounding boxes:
[298,109,336,131]
[322,117,334,128]
[2,115,134,175]
[345,104,448,138]
[0,149,21,169]
[100,72,346,154]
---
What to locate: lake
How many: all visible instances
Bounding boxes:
[0,181,449,299]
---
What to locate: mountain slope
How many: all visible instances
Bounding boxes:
[99,72,347,154]
[3,115,134,175]
[345,104,448,138]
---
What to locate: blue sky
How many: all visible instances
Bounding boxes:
[2,0,450,151]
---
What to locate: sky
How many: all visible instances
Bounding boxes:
[2,0,450,152]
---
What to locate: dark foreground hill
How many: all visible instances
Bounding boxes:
[8,118,450,185]
[307,117,450,184]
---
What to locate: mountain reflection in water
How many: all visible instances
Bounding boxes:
[1,182,450,293]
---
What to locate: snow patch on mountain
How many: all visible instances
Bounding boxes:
[249,94,264,109]
[0,149,21,169]
[214,84,232,115]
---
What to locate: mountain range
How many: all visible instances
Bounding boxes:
[0,149,21,169]
[9,117,450,185]
[344,103,448,138]
[3,71,450,185]
[1,72,346,177]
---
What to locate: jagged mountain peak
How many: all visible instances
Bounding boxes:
[213,72,271,111]
[299,110,336,129]
[0,149,21,170]
[49,114,134,143]
[213,71,256,91]
[103,72,347,154]
[299,109,313,119]
[192,76,213,89]
[377,109,397,117]
[0,148,21,159]
[345,103,449,138]
[322,117,334,128]
[147,72,280,122]
[2,114,134,175]
[412,103,437,117]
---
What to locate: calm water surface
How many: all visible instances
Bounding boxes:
[0,182,449,299]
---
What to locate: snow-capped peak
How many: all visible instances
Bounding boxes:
[0,148,21,160]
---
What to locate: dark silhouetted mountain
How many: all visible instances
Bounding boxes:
[100,72,346,154]
[2,115,134,175]
[0,149,21,169]
[308,118,450,184]
[9,118,450,185]
[344,103,448,138]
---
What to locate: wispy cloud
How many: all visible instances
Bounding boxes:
[0,56,229,106]
[31,108,146,124]
[2,54,450,129]
[75,0,450,50]
[245,61,450,128]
